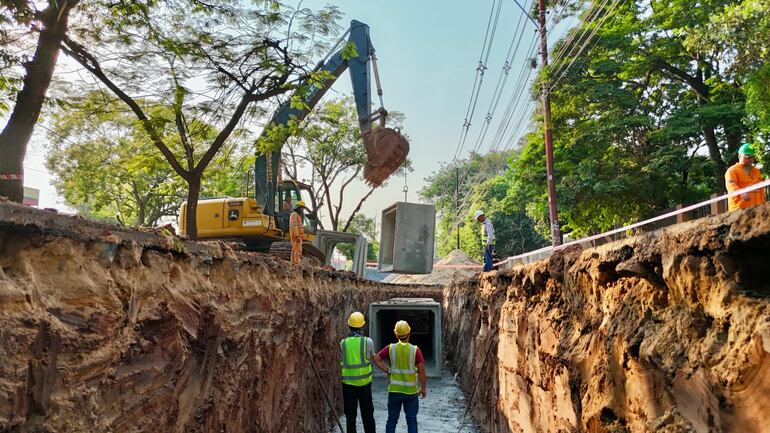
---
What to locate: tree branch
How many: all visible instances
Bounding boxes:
[60,36,190,179]
[342,186,376,233]
[652,58,710,101]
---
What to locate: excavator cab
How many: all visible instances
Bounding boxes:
[275,180,318,237]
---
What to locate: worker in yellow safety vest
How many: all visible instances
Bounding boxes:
[340,312,390,433]
[375,320,427,433]
[289,200,307,265]
[725,143,766,211]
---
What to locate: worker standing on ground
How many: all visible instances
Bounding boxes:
[474,210,495,272]
[340,312,390,433]
[725,143,766,211]
[289,200,306,264]
[377,320,427,433]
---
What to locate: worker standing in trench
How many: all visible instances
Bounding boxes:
[340,312,390,433]
[725,143,766,211]
[289,200,307,265]
[376,320,427,433]
[474,210,495,272]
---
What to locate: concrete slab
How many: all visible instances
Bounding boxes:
[331,373,480,433]
[378,202,436,274]
[370,298,442,377]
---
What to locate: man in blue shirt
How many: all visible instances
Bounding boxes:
[474,210,495,272]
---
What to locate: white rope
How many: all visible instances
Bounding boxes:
[500,179,770,266]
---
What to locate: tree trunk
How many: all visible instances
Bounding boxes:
[0,1,76,201]
[703,125,727,192]
[185,175,202,240]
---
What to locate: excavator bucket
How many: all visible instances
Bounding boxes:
[362,127,410,187]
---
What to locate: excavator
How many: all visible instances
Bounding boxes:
[179,20,409,262]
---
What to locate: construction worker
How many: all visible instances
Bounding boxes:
[289,200,306,264]
[340,312,389,433]
[725,143,766,211]
[474,210,495,272]
[376,320,427,433]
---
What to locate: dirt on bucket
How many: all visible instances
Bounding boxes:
[362,127,410,187]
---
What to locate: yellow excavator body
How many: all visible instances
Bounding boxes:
[179,196,315,243]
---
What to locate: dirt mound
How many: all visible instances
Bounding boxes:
[387,249,481,286]
[362,127,409,187]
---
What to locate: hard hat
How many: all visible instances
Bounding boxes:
[394,320,411,337]
[296,200,307,208]
[738,143,756,156]
[348,311,365,328]
[473,210,485,220]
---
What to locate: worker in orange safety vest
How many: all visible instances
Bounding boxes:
[289,200,307,264]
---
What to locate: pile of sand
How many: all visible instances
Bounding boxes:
[386,249,481,286]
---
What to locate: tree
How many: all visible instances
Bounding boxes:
[45,92,249,226]
[0,0,79,202]
[336,214,379,262]
[282,97,406,231]
[500,0,757,238]
[420,150,547,260]
[59,1,342,238]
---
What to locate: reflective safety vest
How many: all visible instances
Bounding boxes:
[481,219,494,246]
[340,336,373,386]
[388,342,418,395]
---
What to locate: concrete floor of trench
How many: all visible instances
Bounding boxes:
[330,371,480,433]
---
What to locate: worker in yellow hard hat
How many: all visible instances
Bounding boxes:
[289,200,307,265]
[340,312,390,433]
[376,320,427,433]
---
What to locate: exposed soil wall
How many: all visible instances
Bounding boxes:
[0,202,440,433]
[444,204,770,433]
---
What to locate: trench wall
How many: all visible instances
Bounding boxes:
[0,202,441,433]
[444,203,770,433]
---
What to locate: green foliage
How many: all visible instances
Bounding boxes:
[337,214,379,262]
[421,151,547,260]
[745,64,770,136]
[341,42,359,60]
[502,0,766,239]
[45,92,248,226]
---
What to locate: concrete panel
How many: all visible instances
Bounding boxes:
[370,298,442,377]
[378,202,435,274]
[312,230,367,277]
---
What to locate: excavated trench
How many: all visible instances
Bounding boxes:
[1,201,769,433]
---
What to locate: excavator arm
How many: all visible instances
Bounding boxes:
[254,20,409,216]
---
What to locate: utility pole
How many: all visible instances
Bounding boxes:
[538,0,562,246]
[455,166,460,250]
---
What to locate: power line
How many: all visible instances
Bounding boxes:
[548,0,622,91]
[452,0,504,161]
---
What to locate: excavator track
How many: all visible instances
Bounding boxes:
[269,241,326,265]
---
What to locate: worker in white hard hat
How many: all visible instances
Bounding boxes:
[474,210,495,272]
[289,200,308,265]
[340,312,390,433]
[376,320,427,433]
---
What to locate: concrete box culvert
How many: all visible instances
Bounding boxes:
[378,202,436,274]
[369,298,442,377]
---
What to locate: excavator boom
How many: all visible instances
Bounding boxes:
[254,20,409,216]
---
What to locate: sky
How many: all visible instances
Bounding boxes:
[19,0,575,228]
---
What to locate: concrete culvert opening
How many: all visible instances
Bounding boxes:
[334,297,478,432]
[369,298,442,377]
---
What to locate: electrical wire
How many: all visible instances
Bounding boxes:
[452,0,504,161]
